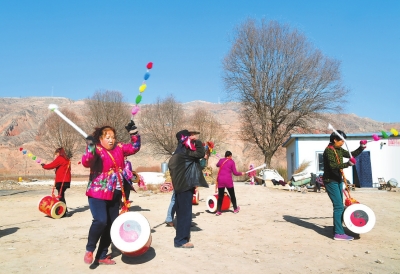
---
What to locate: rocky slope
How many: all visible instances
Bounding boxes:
[1,97,398,179]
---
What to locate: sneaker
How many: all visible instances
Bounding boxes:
[234,206,240,214]
[175,242,194,248]
[98,256,116,265]
[334,234,354,241]
[84,251,93,264]
[215,211,221,216]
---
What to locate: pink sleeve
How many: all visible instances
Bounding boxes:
[230,160,242,176]
[121,134,141,156]
[81,147,97,168]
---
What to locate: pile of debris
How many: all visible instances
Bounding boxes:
[0,180,22,190]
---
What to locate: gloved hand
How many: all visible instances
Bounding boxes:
[41,163,45,167]
[360,140,367,149]
[347,157,356,166]
[125,120,138,135]
[86,136,95,147]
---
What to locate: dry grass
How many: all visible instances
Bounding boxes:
[293,160,312,174]
[135,165,161,172]
[135,183,165,194]
[275,166,288,182]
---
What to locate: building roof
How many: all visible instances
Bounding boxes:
[282,133,397,148]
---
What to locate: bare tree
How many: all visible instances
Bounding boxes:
[223,19,348,167]
[36,109,83,159]
[186,107,225,153]
[139,95,185,156]
[186,108,223,141]
[84,90,131,143]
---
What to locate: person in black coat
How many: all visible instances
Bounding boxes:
[168,129,208,248]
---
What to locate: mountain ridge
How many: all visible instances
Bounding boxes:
[1,97,399,178]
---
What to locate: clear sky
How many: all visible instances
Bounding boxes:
[1,0,399,123]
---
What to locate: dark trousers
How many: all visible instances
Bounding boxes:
[86,190,121,260]
[174,189,193,247]
[123,179,131,201]
[217,187,238,211]
[56,185,69,212]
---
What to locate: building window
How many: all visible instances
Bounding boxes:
[317,152,324,173]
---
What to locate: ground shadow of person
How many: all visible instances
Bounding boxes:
[129,205,150,212]
[68,205,90,215]
[0,227,19,238]
[282,215,360,239]
[120,247,156,264]
[0,190,30,197]
[89,245,156,269]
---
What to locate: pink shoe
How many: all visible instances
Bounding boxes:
[84,251,93,264]
[97,256,116,265]
[215,211,221,216]
[234,206,240,214]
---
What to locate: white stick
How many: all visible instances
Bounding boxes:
[48,104,88,138]
[327,124,352,158]
[245,163,266,174]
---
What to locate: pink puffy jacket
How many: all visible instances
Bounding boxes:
[82,134,141,200]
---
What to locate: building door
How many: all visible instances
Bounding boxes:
[353,151,373,188]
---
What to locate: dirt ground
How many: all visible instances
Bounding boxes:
[1,182,400,274]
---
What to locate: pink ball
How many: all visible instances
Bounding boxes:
[131,106,140,116]
[372,134,380,141]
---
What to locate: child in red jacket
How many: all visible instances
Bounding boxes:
[41,147,71,217]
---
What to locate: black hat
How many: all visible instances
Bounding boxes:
[176,130,190,140]
[176,129,200,140]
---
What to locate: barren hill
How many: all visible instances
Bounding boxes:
[1,97,398,180]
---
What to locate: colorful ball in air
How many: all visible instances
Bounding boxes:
[131,105,140,116]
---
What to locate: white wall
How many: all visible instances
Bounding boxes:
[285,136,400,187]
[369,140,400,185]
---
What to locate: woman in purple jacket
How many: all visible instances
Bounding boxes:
[215,151,244,216]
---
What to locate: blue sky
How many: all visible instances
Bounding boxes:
[0,0,399,123]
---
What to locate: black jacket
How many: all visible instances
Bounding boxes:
[168,139,209,193]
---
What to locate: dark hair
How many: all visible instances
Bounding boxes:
[225,151,232,157]
[330,130,347,143]
[92,126,116,143]
[55,147,69,160]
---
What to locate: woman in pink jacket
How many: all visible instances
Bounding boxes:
[82,120,140,266]
[215,151,244,216]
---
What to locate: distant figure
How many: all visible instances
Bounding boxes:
[41,147,71,217]
[165,191,176,227]
[315,173,324,193]
[215,151,245,216]
[122,156,134,203]
[247,164,256,185]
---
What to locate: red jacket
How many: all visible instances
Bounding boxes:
[42,156,71,183]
